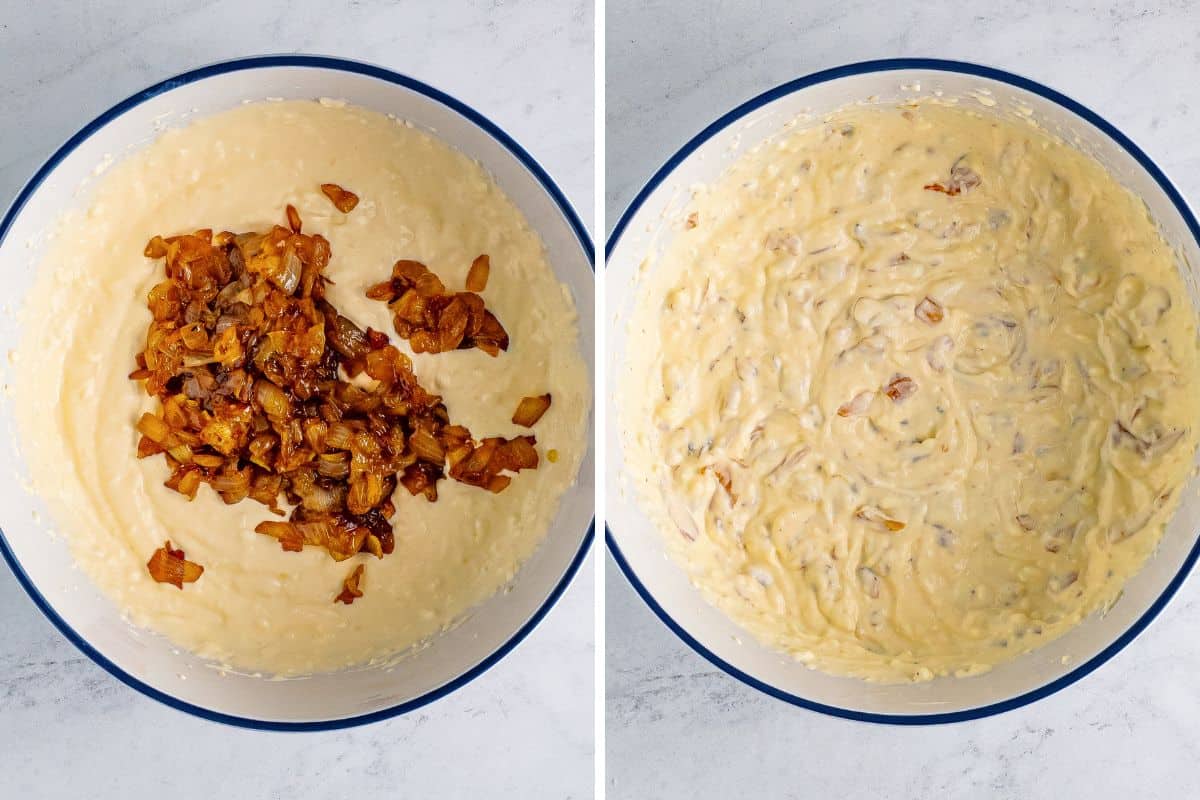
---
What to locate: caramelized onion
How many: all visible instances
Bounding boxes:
[317,451,351,480]
[320,183,360,213]
[324,308,370,360]
[335,563,365,604]
[147,541,204,588]
[512,394,552,427]
[915,296,944,324]
[409,426,446,463]
[254,379,291,418]
[325,422,356,451]
[366,257,509,356]
[131,207,541,573]
[465,254,490,292]
[884,375,917,402]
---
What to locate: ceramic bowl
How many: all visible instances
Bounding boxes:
[606,58,1200,724]
[0,55,594,729]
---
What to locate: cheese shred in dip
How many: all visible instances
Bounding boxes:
[622,102,1200,682]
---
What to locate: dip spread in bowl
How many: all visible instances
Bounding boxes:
[15,98,589,677]
[621,101,1200,682]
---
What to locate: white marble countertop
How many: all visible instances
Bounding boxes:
[0,1,593,798]
[606,1,1200,797]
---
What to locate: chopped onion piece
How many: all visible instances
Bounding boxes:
[512,393,552,427]
[465,254,490,292]
[335,563,365,604]
[146,541,204,588]
[320,183,359,213]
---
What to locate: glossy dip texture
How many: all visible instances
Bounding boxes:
[621,101,1200,682]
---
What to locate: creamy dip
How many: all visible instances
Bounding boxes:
[622,102,1200,681]
[16,100,588,676]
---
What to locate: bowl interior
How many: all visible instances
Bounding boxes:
[0,60,594,726]
[606,64,1200,719]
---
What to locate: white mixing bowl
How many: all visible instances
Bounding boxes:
[0,56,594,729]
[605,58,1200,724]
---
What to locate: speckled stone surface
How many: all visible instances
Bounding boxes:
[0,1,593,797]
[606,1,1200,797]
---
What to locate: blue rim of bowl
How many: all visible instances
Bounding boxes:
[0,54,595,731]
[605,57,1200,725]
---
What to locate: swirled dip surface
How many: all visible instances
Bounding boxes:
[16,100,588,676]
[622,103,1200,681]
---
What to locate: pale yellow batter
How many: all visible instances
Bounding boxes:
[16,100,588,676]
[623,102,1200,682]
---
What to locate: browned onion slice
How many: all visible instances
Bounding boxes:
[146,541,204,588]
[512,394,552,427]
[335,563,365,604]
